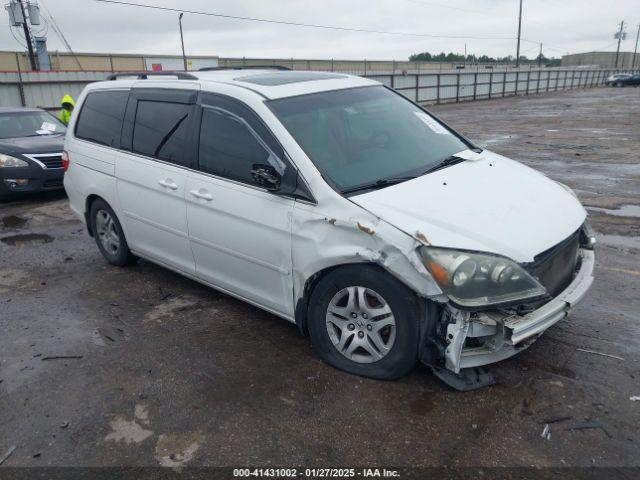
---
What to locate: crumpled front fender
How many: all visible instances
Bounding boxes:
[291,201,444,317]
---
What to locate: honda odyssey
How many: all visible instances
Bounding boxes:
[63,69,595,390]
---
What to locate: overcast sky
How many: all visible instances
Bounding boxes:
[1,0,638,60]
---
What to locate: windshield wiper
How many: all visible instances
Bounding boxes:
[422,154,466,175]
[342,175,418,195]
[342,154,471,195]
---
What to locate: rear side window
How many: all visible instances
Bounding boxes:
[132,101,192,165]
[198,108,271,184]
[75,90,128,147]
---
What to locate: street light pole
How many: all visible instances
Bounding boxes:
[179,13,187,71]
[538,42,543,67]
[633,24,640,71]
[614,20,624,69]
[515,0,523,68]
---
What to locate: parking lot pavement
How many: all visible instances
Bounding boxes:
[0,86,639,468]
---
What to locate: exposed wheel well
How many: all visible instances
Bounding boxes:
[84,194,101,236]
[294,262,409,336]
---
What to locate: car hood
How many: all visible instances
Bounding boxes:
[0,134,65,156]
[350,149,587,263]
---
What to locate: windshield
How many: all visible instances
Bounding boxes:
[269,86,469,193]
[0,111,66,139]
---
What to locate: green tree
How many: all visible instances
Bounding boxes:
[408,51,560,65]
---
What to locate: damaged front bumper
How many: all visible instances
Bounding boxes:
[442,248,595,373]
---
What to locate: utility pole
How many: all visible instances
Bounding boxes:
[179,13,187,71]
[464,43,466,66]
[17,0,37,70]
[538,42,543,67]
[515,0,523,67]
[614,20,625,69]
[633,24,640,70]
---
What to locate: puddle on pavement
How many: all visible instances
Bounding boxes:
[0,233,53,246]
[587,204,640,219]
[155,432,205,468]
[1,215,28,229]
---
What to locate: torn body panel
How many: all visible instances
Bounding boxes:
[290,200,444,324]
[439,249,595,373]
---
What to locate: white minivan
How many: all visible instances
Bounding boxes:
[63,69,595,390]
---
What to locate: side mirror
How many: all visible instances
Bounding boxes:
[251,164,281,191]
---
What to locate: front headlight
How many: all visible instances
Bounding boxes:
[0,154,29,168]
[420,246,546,308]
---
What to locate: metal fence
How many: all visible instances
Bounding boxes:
[218,57,575,75]
[367,68,638,104]
[0,68,637,111]
[0,71,108,111]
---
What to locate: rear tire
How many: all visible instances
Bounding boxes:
[89,198,137,266]
[307,265,420,380]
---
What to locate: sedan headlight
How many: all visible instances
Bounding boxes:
[420,246,546,308]
[0,154,29,168]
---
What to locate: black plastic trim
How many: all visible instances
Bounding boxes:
[107,71,198,80]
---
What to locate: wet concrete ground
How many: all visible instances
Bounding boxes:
[1,86,639,468]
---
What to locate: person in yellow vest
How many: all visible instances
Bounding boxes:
[59,94,75,126]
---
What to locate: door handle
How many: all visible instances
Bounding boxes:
[190,189,213,201]
[158,178,179,190]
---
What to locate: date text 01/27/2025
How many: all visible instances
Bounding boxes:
[232,468,401,478]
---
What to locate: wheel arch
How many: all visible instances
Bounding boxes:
[294,261,417,336]
[84,194,103,236]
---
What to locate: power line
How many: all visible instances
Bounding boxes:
[40,0,83,69]
[93,0,521,42]
[402,0,571,53]
[9,25,28,49]
[398,0,555,33]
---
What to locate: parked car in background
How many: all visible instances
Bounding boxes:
[63,69,595,390]
[0,107,66,200]
[612,73,640,87]
[605,73,632,86]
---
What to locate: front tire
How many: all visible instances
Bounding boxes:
[307,265,420,380]
[89,198,137,266]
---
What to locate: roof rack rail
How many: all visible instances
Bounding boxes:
[106,71,198,80]
[198,65,291,72]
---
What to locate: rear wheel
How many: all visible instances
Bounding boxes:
[307,265,420,380]
[89,198,137,266]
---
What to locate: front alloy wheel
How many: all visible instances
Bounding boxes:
[325,286,396,363]
[307,265,420,380]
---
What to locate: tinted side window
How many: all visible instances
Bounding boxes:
[132,101,192,165]
[198,108,270,184]
[75,90,128,147]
